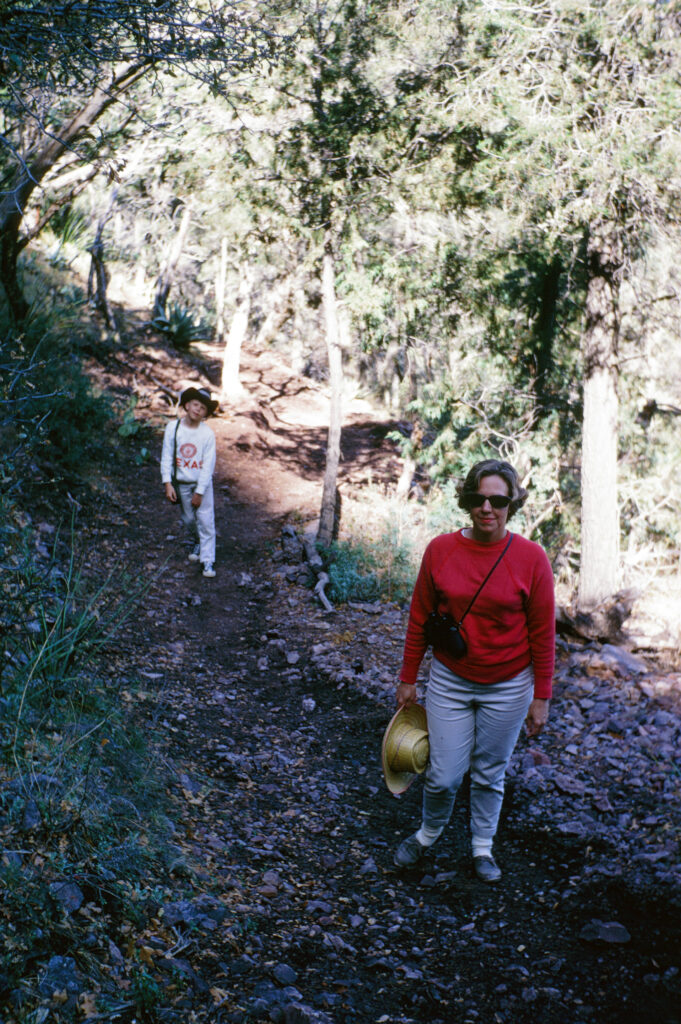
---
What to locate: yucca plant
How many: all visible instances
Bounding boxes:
[47,205,90,265]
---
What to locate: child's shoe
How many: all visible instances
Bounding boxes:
[202,563,216,578]
[188,544,201,562]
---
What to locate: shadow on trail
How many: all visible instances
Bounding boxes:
[225,407,403,490]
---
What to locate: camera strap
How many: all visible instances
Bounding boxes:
[171,419,180,489]
[457,532,513,625]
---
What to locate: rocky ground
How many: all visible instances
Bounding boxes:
[7,336,681,1024]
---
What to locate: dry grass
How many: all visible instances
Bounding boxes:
[339,485,681,669]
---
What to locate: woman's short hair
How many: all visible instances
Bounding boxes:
[457,459,528,520]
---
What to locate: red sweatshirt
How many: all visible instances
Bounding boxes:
[399,530,555,699]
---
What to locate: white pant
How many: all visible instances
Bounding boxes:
[422,658,534,842]
[177,481,215,565]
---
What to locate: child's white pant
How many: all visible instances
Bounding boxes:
[177,481,215,564]
[422,658,534,843]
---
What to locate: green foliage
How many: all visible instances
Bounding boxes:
[325,542,381,604]
[47,204,91,267]
[0,535,154,837]
[116,399,154,465]
[152,302,208,350]
[49,205,90,248]
[0,323,166,873]
[0,275,155,488]
[118,395,141,436]
[2,0,680,609]
[0,507,175,1002]
[41,365,112,472]
[132,966,163,1018]
[618,407,681,558]
[1,328,112,481]
[322,513,417,606]
[135,444,151,465]
[3,542,146,718]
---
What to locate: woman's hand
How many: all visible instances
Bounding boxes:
[526,698,550,737]
[396,682,418,708]
[164,482,177,504]
[191,491,203,508]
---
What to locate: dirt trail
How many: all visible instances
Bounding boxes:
[81,337,681,1024]
[197,341,402,524]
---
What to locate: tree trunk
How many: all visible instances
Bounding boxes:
[578,227,621,610]
[220,265,254,403]
[533,256,562,415]
[395,423,422,501]
[214,237,228,346]
[0,61,147,321]
[395,454,417,501]
[87,242,112,328]
[87,188,118,328]
[252,270,304,351]
[0,214,29,322]
[152,202,192,321]
[317,236,343,547]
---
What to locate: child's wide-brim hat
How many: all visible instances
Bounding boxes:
[179,386,219,416]
[381,703,429,795]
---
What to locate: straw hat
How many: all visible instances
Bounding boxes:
[381,703,429,795]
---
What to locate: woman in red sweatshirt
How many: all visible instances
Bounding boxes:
[394,459,555,881]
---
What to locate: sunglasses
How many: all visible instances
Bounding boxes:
[462,493,512,510]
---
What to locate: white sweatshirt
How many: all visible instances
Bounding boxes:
[160,418,216,495]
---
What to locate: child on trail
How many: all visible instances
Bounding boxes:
[161,385,218,578]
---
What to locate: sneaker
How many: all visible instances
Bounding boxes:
[202,563,216,578]
[188,544,201,562]
[394,833,426,868]
[473,854,502,883]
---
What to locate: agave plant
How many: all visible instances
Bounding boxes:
[151,302,207,350]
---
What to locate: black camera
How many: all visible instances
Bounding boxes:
[425,611,467,659]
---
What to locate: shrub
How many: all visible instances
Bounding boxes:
[323,509,417,606]
[151,302,208,350]
[132,967,163,1019]
[48,204,90,249]
[0,298,184,1016]
[1,330,112,482]
[0,512,174,1002]
[326,543,381,604]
